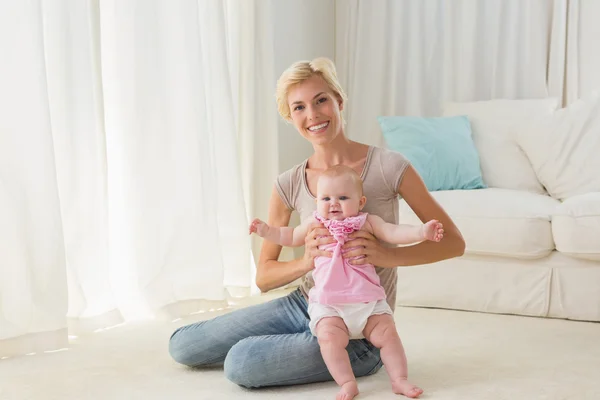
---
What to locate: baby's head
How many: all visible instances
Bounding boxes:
[316,165,366,221]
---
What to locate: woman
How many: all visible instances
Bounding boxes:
[169,57,465,389]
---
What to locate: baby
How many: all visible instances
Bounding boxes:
[249,165,443,399]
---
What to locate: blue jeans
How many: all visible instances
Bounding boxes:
[168,288,383,388]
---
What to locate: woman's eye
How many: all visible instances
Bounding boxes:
[294,105,304,111]
[317,97,327,104]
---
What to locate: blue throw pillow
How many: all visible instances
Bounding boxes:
[378,115,486,191]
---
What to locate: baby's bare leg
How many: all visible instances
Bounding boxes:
[363,314,423,398]
[316,317,359,400]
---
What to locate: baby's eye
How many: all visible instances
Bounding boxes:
[339,196,349,200]
[322,197,330,201]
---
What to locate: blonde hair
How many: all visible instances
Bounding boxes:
[319,165,364,195]
[275,57,348,122]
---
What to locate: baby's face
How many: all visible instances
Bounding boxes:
[316,175,365,220]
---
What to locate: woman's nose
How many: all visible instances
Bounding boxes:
[307,106,319,121]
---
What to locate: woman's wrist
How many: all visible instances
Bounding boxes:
[377,244,401,268]
[300,255,314,274]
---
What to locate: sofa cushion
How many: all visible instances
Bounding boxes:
[443,98,558,194]
[398,188,560,259]
[552,193,600,261]
[517,92,600,200]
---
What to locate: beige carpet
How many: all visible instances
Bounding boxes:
[1,291,599,400]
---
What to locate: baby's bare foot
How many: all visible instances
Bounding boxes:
[336,380,359,400]
[391,378,423,398]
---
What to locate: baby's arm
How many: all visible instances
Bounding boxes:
[249,217,311,247]
[367,214,444,245]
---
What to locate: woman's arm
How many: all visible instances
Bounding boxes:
[255,186,334,292]
[344,165,465,267]
[388,165,465,265]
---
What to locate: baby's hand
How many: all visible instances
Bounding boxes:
[249,218,270,237]
[423,220,444,242]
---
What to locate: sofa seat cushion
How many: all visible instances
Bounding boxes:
[398,188,560,259]
[552,193,600,261]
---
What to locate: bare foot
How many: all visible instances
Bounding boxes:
[391,378,423,398]
[336,381,359,400]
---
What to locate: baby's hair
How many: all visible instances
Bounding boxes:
[319,165,364,195]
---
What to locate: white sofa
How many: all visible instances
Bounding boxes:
[394,96,600,322]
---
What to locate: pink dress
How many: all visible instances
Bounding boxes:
[308,212,387,305]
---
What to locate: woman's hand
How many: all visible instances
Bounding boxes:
[302,222,336,272]
[342,230,395,267]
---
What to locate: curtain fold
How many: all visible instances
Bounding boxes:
[560,0,600,105]
[225,0,279,275]
[99,0,252,320]
[42,0,117,329]
[0,0,68,357]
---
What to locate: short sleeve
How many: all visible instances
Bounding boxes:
[274,168,295,211]
[380,148,410,194]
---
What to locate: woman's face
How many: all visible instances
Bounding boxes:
[287,75,344,146]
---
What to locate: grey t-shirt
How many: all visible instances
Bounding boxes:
[275,146,410,310]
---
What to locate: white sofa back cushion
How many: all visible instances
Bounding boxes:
[443,98,559,194]
[517,92,600,200]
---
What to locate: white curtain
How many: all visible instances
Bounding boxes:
[42,0,117,331]
[99,0,254,321]
[0,0,69,356]
[224,0,280,275]
[335,0,566,147]
[0,0,277,357]
[561,0,600,105]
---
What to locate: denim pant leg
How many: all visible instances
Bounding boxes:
[224,329,382,388]
[169,289,383,388]
[169,289,308,366]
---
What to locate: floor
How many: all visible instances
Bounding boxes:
[1,290,599,400]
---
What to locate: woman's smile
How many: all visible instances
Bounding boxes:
[307,121,330,134]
